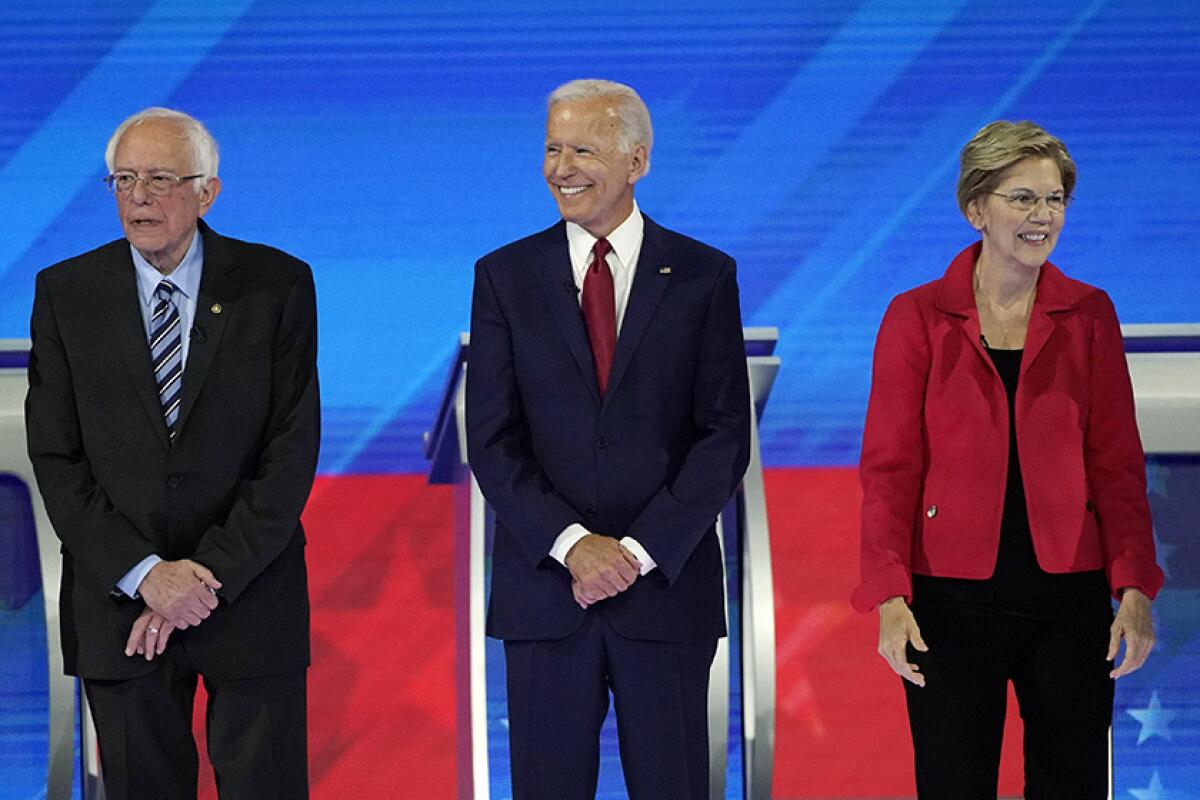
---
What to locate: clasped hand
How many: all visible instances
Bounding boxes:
[125,559,222,660]
[566,534,642,609]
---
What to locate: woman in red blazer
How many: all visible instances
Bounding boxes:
[853,121,1162,799]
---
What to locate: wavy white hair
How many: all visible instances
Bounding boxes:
[105,107,219,194]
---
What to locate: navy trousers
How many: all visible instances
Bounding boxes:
[504,611,717,800]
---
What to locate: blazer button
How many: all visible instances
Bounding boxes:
[596,436,610,449]
[584,507,596,519]
[925,504,937,519]
[1086,499,1095,512]
[167,476,182,489]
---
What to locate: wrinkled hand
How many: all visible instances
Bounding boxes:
[877,596,928,687]
[565,534,641,606]
[125,607,175,661]
[1109,588,1155,679]
[572,580,592,609]
[138,559,222,629]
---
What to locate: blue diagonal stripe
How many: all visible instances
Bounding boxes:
[0,0,253,282]
[758,0,1110,329]
[666,0,968,234]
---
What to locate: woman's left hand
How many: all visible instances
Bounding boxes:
[1108,588,1155,679]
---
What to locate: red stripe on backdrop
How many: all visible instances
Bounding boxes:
[767,467,1023,798]
[192,469,1023,798]
[196,474,456,799]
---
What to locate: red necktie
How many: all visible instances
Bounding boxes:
[580,238,616,396]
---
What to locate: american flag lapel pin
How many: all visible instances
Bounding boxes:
[659,266,672,275]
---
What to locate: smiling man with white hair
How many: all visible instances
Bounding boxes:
[26,107,320,799]
[467,79,751,800]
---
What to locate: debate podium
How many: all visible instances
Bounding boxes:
[425,328,782,800]
[0,339,101,799]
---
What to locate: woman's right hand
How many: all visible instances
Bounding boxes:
[877,596,928,687]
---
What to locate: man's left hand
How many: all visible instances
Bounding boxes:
[124,607,175,661]
[1109,588,1155,679]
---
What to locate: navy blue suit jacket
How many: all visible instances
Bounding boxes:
[466,215,751,643]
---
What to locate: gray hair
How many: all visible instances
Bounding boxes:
[548,79,653,171]
[105,107,220,193]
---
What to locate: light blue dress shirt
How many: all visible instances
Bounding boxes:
[115,230,205,597]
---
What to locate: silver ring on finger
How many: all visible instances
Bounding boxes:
[148,627,160,634]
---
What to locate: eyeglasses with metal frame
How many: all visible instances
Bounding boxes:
[986,190,1072,213]
[103,171,205,196]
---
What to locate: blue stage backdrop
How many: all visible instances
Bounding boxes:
[1,2,1197,798]
[1,0,1197,475]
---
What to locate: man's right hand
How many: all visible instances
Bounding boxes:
[565,534,641,604]
[138,559,222,629]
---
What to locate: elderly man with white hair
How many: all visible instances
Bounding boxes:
[26,107,319,799]
[467,79,751,800]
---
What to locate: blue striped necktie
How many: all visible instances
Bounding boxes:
[149,280,184,440]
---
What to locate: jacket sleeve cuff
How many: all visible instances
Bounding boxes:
[851,564,913,613]
[1108,558,1164,601]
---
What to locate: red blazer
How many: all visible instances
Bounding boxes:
[851,243,1163,613]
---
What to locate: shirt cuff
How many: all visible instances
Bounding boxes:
[620,537,657,576]
[116,555,162,598]
[549,524,590,566]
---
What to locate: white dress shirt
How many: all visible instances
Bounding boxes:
[547,203,657,576]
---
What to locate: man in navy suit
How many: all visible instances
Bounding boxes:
[466,79,751,800]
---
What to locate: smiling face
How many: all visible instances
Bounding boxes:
[543,96,646,238]
[967,156,1065,275]
[112,118,219,273]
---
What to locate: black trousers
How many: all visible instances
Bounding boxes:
[83,645,307,800]
[903,601,1114,800]
[504,611,717,800]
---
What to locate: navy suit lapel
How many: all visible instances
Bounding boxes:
[99,244,172,449]
[174,221,244,438]
[605,216,671,403]
[531,223,602,405]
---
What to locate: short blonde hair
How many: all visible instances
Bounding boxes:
[956,120,1075,217]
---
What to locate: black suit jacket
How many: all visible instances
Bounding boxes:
[466,215,751,643]
[26,220,320,681]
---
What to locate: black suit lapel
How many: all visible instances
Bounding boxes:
[531,223,602,405]
[605,216,671,403]
[173,221,245,439]
[99,245,172,449]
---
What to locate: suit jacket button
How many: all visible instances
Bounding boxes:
[925,504,937,519]
[584,507,596,518]
[596,436,610,449]
[1086,499,1095,512]
[167,476,181,489]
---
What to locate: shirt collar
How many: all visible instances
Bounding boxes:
[131,229,204,308]
[565,200,644,269]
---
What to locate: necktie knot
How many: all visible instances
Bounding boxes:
[591,238,612,270]
[154,280,178,302]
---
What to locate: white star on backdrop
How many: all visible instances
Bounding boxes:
[1127,691,1176,744]
[1129,770,1170,800]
